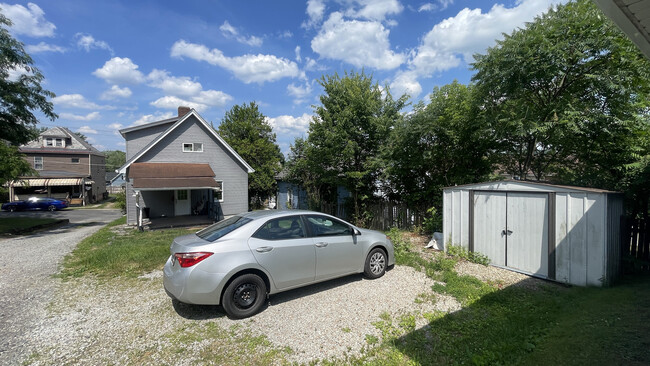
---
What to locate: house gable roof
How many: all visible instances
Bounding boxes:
[20,126,104,156]
[117,109,254,174]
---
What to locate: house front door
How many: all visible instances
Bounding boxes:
[174,189,190,216]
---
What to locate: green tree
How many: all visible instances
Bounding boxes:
[306,71,407,223]
[471,0,650,185]
[104,150,126,172]
[0,14,57,145]
[217,102,282,209]
[380,81,494,230]
[0,143,32,185]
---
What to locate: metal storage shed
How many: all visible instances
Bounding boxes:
[443,180,624,286]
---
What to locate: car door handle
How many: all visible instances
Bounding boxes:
[501,229,513,236]
[255,246,273,253]
[315,242,328,247]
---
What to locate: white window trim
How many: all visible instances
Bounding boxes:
[34,156,43,170]
[55,138,63,147]
[182,142,203,153]
[215,181,224,202]
[45,138,53,147]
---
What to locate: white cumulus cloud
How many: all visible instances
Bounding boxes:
[146,69,233,109]
[287,82,313,104]
[150,96,208,112]
[75,33,114,55]
[25,42,65,53]
[346,0,403,21]
[100,85,132,100]
[170,40,301,84]
[267,113,312,134]
[60,112,101,121]
[303,0,326,28]
[53,94,113,110]
[131,112,175,126]
[78,125,99,134]
[0,2,55,37]
[311,12,405,70]
[93,57,145,85]
[219,21,262,47]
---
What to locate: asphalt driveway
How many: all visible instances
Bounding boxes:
[0,208,122,365]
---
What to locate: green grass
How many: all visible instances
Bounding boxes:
[58,216,195,279]
[0,217,62,234]
[366,230,650,365]
[55,225,650,365]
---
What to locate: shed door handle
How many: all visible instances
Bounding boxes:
[256,246,273,253]
[315,242,328,247]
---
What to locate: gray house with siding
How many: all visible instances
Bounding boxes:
[118,107,254,226]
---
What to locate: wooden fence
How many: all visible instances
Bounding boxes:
[621,216,650,271]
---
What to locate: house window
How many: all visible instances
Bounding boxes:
[215,181,224,202]
[71,157,80,164]
[34,156,43,170]
[182,142,203,152]
[56,138,63,147]
[46,138,53,146]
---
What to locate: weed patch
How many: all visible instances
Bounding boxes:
[58,216,195,279]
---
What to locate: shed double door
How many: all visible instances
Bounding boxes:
[473,192,549,278]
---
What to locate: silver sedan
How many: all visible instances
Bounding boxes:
[163,210,395,319]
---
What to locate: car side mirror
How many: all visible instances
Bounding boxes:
[353,228,361,236]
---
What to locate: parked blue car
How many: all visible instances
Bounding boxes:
[2,197,69,212]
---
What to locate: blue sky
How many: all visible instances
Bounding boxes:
[1,0,563,155]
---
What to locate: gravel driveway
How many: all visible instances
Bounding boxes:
[1,218,538,365]
[0,210,122,365]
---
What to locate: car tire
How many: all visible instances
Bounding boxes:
[48,205,56,212]
[8,206,16,212]
[364,248,387,279]
[221,274,267,319]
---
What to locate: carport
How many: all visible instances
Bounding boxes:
[443,180,624,286]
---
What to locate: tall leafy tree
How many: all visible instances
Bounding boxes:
[0,14,57,145]
[306,71,407,222]
[217,102,282,208]
[380,81,494,229]
[472,0,650,185]
[104,150,126,172]
[0,14,56,185]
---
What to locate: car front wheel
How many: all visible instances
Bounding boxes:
[48,205,56,212]
[222,274,267,319]
[8,206,16,212]
[364,248,387,279]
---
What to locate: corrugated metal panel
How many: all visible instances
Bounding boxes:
[11,178,83,187]
[473,192,507,266]
[507,192,549,277]
[443,181,618,287]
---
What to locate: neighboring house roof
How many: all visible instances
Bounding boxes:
[110,172,124,184]
[117,109,254,174]
[129,162,220,190]
[20,126,104,156]
[106,171,119,182]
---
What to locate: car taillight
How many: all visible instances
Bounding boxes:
[174,252,213,268]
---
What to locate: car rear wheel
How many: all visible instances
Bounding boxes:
[222,274,267,319]
[8,206,16,212]
[364,248,387,279]
[48,205,56,212]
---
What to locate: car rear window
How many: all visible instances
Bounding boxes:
[196,215,253,242]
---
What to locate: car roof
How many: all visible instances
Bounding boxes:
[238,209,338,221]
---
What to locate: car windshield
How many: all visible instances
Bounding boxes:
[196,215,253,242]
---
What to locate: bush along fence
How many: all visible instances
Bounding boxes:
[621,216,650,272]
